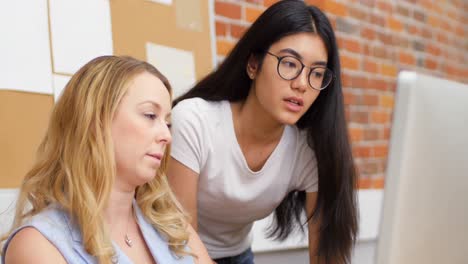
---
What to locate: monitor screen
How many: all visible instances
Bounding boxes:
[375,71,468,264]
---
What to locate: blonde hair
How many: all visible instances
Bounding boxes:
[1,56,190,263]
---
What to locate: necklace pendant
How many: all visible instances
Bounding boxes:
[124,234,133,247]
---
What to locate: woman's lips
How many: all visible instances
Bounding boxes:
[146,153,162,163]
[284,98,303,112]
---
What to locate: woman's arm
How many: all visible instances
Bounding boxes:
[167,158,214,263]
[186,224,214,264]
[167,157,200,230]
[4,227,67,264]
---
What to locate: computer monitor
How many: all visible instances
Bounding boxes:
[375,71,468,264]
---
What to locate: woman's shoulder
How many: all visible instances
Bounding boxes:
[27,205,71,232]
[173,98,227,115]
[172,98,228,129]
[3,226,67,263]
[3,206,70,263]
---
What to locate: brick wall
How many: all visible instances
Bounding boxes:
[214,0,468,189]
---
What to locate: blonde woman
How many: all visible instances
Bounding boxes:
[1,56,211,264]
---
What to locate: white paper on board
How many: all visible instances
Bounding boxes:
[146,43,196,99]
[48,0,113,75]
[147,0,173,6]
[0,1,53,94]
[53,74,72,102]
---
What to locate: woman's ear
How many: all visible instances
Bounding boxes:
[246,55,259,79]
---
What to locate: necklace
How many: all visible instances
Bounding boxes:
[124,207,134,247]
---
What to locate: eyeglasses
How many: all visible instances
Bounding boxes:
[266,51,334,91]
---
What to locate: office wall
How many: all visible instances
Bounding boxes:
[0,0,213,190]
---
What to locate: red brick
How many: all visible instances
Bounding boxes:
[373,177,385,189]
[368,79,387,91]
[456,25,464,36]
[380,95,394,108]
[421,28,432,39]
[245,6,264,23]
[432,2,443,13]
[373,144,388,157]
[215,2,241,19]
[426,44,441,56]
[363,59,378,73]
[373,46,388,59]
[428,15,439,28]
[440,19,451,31]
[349,110,369,124]
[399,51,416,65]
[437,32,449,44]
[447,11,458,24]
[360,0,375,8]
[388,17,403,32]
[360,161,380,175]
[361,94,379,106]
[351,75,368,89]
[408,25,420,35]
[386,80,397,91]
[393,36,410,49]
[371,111,391,123]
[246,0,262,5]
[304,0,326,9]
[445,64,459,76]
[349,126,363,142]
[370,14,385,27]
[342,38,361,53]
[353,146,372,158]
[396,5,410,17]
[361,27,376,40]
[377,1,393,13]
[358,177,372,189]
[383,127,391,140]
[425,58,438,70]
[363,128,381,140]
[342,72,352,87]
[349,6,368,20]
[343,90,356,104]
[341,54,360,70]
[264,0,280,7]
[323,1,347,16]
[413,10,426,22]
[380,64,398,77]
[216,21,227,36]
[230,24,248,39]
[363,44,371,56]
[378,32,392,45]
[216,39,235,56]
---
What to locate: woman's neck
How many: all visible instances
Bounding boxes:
[104,188,135,227]
[231,97,284,145]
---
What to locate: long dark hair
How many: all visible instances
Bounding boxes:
[174,0,358,262]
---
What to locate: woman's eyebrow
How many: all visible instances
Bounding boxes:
[140,100,172,120]
[278,48,328,66]
[139,100,161,110]
[278,48,303,59]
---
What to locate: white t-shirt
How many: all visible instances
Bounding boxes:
[171,98,318,259]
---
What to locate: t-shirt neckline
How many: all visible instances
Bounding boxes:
[223,100,288,175]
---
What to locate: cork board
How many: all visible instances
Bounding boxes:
[110,0,213,80]
[0,91,54,188]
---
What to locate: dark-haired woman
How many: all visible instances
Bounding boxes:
[167,1,358,263]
